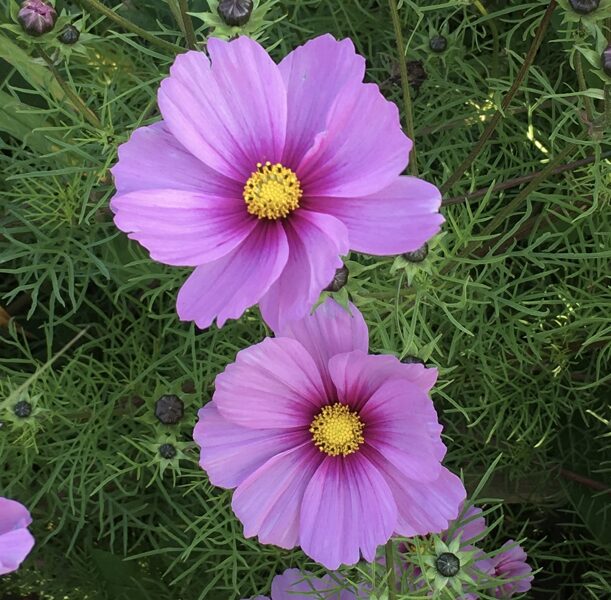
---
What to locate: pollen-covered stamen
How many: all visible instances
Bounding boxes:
[243,161,302,220]
[310,403,364,457]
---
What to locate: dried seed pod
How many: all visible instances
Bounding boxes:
[18,0,57,36]
[324,265,349,293]
[217,0,253,27]
[154,394,184,425]
[436,552,460,577]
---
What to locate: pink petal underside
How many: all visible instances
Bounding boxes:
[364,446,466,537]
[359,378,443,483]
[194,403,309,489]
[158,37,287,182]
[299,453,397,570]
[276,297,369,399]
[0,498,31,534]
[296,81,412,198]
[448,506,487,546]
[271,568,357,600]
[176,220,288,329]
[110,121,240,196]
[110,188,257,266]
[232,443,324,549]
[0,528,35,576]
[278,34,365,169]
[259,210,349,332]
[213,337,327,429]
[305,176,444,255]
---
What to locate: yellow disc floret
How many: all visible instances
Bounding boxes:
[310,403,365,457]
[243,162,302,220]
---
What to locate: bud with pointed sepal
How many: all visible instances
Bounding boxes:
[217,0,253,27]
[402,242,429,263]
[429,35,447,53]
[324,265,349,293]
[18,0,57,37]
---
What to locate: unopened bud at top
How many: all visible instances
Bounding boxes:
[217,0,253,27]
[18,0,57,37]
[568,0,600,15]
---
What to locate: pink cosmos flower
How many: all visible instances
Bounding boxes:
[110,34,443,331]
[246,568,362,600]
[489,541,533,598]
[0,497,35,576]
[194,298,465,569]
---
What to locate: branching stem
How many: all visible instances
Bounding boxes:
[385,539,398,600]
[440,0,558,194]
[76,0,184,54]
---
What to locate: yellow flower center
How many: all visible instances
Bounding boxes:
[310,403,365,457]
[243,162,302,220]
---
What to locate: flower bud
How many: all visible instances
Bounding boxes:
[603,44,611,77]
[59,25,80,45]
[402,242,429,263]
[401,355,424,365]
[18,0,57,37]
[436,552,460,577]
[217,0,253,27]
[154,394,184,425]
[13,400,32,418]
[324,265,349,293]
[568,0,600,15]
[158,443,177,459]
[429,35,447,54]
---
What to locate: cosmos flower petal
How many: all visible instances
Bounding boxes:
[300,453,397,569]
[0,498,34,576]
[214,337,327,429]
[111,122,240,196]
[110,189,257,266]
[364,447,465,537]
[276,298,369,398]
[490,540,533,596]
[158,37,287,181]
[259,210,349,331]
[360,379,444,482]
[305,176,444,255]
[328,350,439,411]
[194,403,309,489]
[297,82,412,198]
[176,221,288,328]
[279,34,365,168]
[271,568,358,600]
[232,444,323,549]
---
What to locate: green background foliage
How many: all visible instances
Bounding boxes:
[0,0,609,598]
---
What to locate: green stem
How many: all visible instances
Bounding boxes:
[76,0,184,55]
[473,0,500,76]
[440,0,557,195]
[385,539,398,600]
[178,0,197,49]
[38,49,102,129]
[388,0,418,176]
[575,51,595,125]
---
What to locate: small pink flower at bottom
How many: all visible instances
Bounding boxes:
[110,34,443,331]
[245,568,361,600]
[0,497,35,576]
[194,298,465,569]
[489,540,533,598]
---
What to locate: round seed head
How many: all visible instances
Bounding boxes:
[13,400,33,418]
[429,35,448,53]
[568,0,601,15]
[59,25,80,45]
[158,443,177,459]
